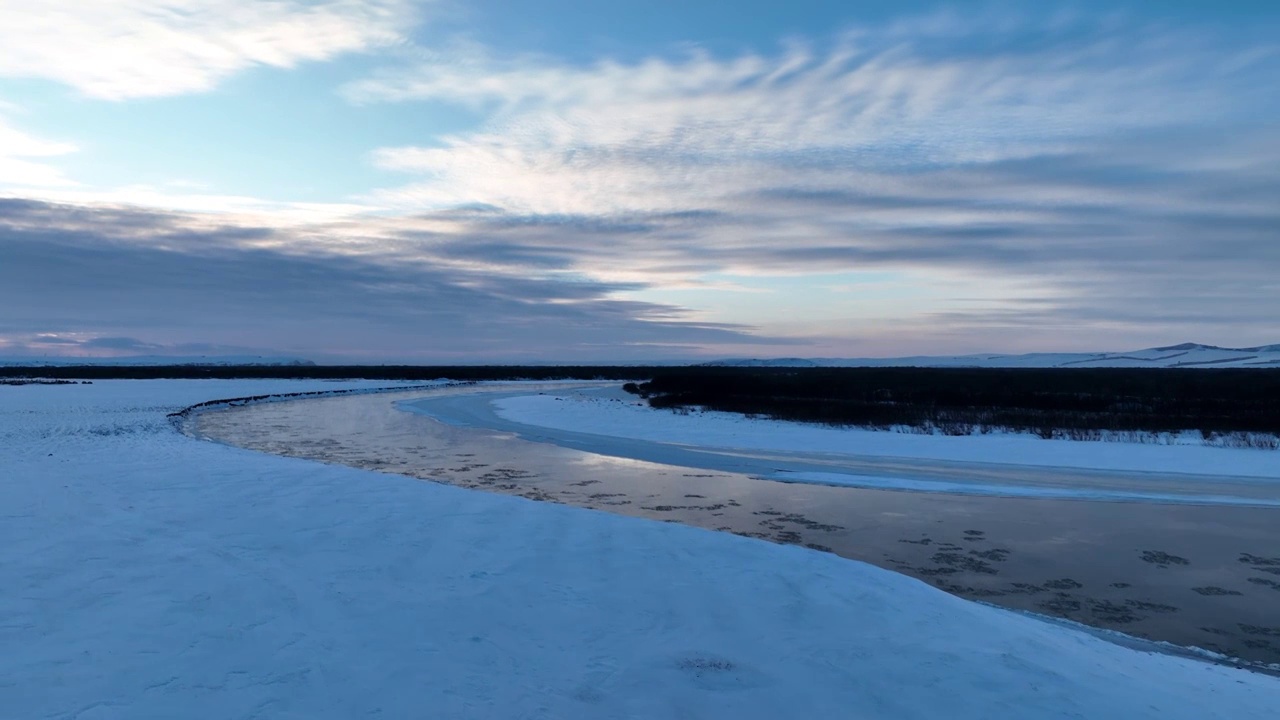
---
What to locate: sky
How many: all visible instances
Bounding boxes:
[0,1,1277,362]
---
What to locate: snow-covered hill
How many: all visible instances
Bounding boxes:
[703,343,1280,369]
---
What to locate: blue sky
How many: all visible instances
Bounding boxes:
[1,1,1277,361]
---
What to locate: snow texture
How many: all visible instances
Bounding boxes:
[3,380,1279,718]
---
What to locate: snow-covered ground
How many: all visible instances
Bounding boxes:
[4,380,1279,718]
[706,342,1280,368]
[494,389,1280,478]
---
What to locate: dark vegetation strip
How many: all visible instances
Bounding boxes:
[625,368,1280,445]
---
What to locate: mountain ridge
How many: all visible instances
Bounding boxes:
[701,344,1280,369]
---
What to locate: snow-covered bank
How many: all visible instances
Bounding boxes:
[4,381,1279,718]
[493,389,1280,479]
[168,380,457,426]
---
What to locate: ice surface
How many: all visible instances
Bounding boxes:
[493,390,1280,479]
[3,380,1278,718]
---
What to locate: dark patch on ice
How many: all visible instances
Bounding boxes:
[643,502,729,512]
[1008,583,1046,595]
[1239,553,1280,576]
[927,552,998,575]
[969,548,1010,562]
[1039,598,1082,613]
[1043,578,1083,590]
[1140,551,1190,567]
[1086,600,1140,624]
[1246,577,1280,591]
[755,511,844,534]
[1127,600,1178,613]
[1192,586,1243,596]
[1239,624,1280,637]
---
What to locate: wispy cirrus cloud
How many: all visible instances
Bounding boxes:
[352,15,1276,214]
[335,12,1280,350]
[0,0,423,100]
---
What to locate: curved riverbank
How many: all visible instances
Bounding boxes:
[193,383,1280,666]
[402,385,1280,507]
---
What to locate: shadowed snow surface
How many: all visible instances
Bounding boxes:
[3,380,1278,718]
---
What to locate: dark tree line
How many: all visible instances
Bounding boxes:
[628,367,1280,440]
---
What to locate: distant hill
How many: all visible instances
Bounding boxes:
[701,343,1280,369]
[0,355,315,367]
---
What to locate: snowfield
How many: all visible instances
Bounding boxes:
[4,380,1279,718]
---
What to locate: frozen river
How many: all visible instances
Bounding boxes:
[192,383,1280,666]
